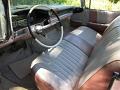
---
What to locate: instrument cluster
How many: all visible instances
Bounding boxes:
[12,15,27,30]
[12,9,49,31]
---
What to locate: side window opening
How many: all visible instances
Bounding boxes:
[85,0,120,11]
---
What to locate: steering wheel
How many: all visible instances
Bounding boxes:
[27,5,64,48]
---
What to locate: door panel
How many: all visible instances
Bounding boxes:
[71,9,120,34]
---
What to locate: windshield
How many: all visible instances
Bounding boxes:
[11,0,80,6]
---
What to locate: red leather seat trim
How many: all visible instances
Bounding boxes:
[79,61,120,90]
[35,73,54,90]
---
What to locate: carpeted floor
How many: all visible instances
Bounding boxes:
[0,48,38,90]
[0,73,31,90]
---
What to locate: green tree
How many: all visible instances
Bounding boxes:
[109,0,120,3]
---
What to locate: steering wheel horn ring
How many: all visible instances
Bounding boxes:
[27,5,64,48]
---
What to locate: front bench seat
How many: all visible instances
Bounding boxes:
[31,26,101,90]
[32,16,120,90]
[31,16,120,90]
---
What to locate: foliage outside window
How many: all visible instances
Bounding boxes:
[86,0,120,11]
[11,0,80,6]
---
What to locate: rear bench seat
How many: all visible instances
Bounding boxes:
[31,16,120,90]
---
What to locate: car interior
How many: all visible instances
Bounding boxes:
[0,0,120,90]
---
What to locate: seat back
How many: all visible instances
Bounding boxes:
[78,16,120,90]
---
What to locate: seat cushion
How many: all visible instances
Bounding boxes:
[64,26,102,56]
[31,40,88,90]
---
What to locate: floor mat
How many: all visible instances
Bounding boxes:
[9,53,38,79]
[0,52,38,89]
[0,73,29,90]
[0,65,37,90]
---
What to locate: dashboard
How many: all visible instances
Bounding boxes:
[12,5,73,31]
[12,9,49,31]
[0,5,74,48]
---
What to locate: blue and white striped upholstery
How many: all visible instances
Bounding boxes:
[31,26,101,90]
